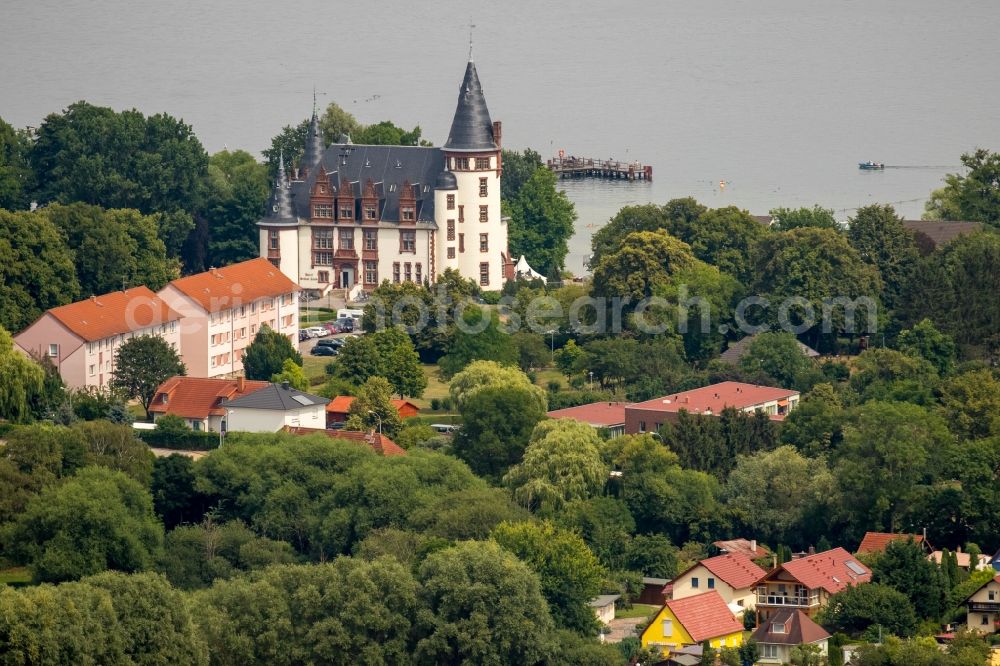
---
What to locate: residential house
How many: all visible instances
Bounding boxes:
[157,258,300,379]
[751,609,831,664]
[545,401,628,438]
[670,553,767,611]
[282,426,406,456]
[755,547,871,621]
[641,591,744,656]
[326,396,419,427]
[625,381,800,434]
[149,376,269,432]
[14,287,182,391]
[902,220,982,254]
[713,538,771,561]
[964,575,1000,634]
[929,548,990,572]
[589,594,620,626]
[856,531,929,555]
[718,334,819,365]
[223,382,328,432]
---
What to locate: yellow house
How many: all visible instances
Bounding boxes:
[671,552,767,611]
[641,590,744,657]
[965,574,1000,634]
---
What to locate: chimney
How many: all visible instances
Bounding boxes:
[751,539,757,554]
[808,545,816,555]
[237,376,245,393]
[281,380,290,390]
[957,546,962,554]
[492,121,502,148]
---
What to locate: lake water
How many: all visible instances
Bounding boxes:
[3,0,998,274]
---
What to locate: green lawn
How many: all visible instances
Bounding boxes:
[0,567,31,586]
[614,603,660,620]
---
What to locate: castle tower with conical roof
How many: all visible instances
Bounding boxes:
[436,59,507,287]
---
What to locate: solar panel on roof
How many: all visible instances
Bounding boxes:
[292,395,313,406]
[845,561,867,575]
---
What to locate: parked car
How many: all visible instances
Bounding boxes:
[323,321,341,334]
[335,317,355,332]
[315,338,341,348]
[298,330,311,342]
[431,424,460,434]
[310,345,337,356]
[305,326,328,338]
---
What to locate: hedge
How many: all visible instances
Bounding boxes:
[136,428,220,451]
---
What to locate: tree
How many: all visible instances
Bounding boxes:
[5,466,164,582]
[262,117,309,178]
[591,229,696,304]
[270,358,308,391]
[242,324,303,381]
[438,306,517,378]
[739,331,820,391]
[409,486,530,541]
[504,418,608,513]
[47,203,176,296]
[624,534,678,579]
[453,384,547,479]
[923,148,1000,226]
[507,166,577,277]
[770,205,840,232]
[850,348,938,404]
[111,334,186,419]
[380,328,427,398]
[937,369,1000,440]
[317,101,363,144]
[0,116,34,210]
[897,318,957,374]
[151,453,203,529]
[344,376,403,438]
[500,148,543,201]
[848,204,919,311]
[738,638,760,666]
[557,497,636,572]
[333,334,381,385]
[819,582,917,637]
[0,324,45,423]
[448,359,546,412]
[28,101,207,231]
[724,446,836,547]
[590,199,706,269]
[676,205,766,282]
[779,383,846,456]
[899,231,1000,354]
[873,537,947,620]
[416,541,556,664]
[0,208,80,331]
[72,419,154,485]
[201,149,269,267]
[512,331,551,372]
[750,227,881,342]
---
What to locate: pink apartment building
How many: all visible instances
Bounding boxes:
[157,258,301,378]
[14,287,182,390]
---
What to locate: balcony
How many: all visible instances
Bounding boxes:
[968,602,1000,613]
[757,593,819,607]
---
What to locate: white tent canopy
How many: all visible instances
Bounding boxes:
[514,255,547,283]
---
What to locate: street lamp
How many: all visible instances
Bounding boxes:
[367,410,382,435]
[545,329,556,362]
[588,371,594,390]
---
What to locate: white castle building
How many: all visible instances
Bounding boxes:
[259,59,512,292]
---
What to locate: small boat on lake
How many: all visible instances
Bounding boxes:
[859,161,885,170]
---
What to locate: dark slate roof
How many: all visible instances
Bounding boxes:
[719,334,819,364]
[444,61,497,152]
[435,169,458,190]
[301,112,325,172]
[263,153,297,225]
[902,220,983,249]
[223,382,329,411]
[290,144,445,223]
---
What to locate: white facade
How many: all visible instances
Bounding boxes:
[227,403,326,433]
[439,152,505,288]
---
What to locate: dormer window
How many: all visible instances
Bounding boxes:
[772,622,786,634]
[401,207,415,221]
[339,206,353,220]
[365,205,377,220]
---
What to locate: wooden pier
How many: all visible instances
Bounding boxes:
[546,155,653,181]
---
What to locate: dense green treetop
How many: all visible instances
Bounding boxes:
[923,148,1000,226]
[0,116,34,210]
[591,229,696,303]
[0,324,45,423]
[111,334,186,419]
[201,149,270,268]
[242,324,303,381]
[848,204,919,311]
[506,166,577,277]
[770,205,840,232]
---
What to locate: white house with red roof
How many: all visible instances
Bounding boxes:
[671,553,768,612]
[14,287,182,390]
[964,574,1000,634]
[624,381,799,434]
[755,547,871,621]
[157,258,301,378]
[149,376,269,432]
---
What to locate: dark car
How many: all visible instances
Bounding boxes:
[315,338,342,349]
[298,330,311,342]
[310,345,338,356]
[335,317,355,332]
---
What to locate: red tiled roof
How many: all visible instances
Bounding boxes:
[627,381,799,418]
[44,287,182,342]
[714,538,771,559]
[666,591,743,643]
[775,547,871,595]
[149,376,269,420]
[699,553,768,590]
[282,426,406,456]
[167,258,300,313]
[325,396,419,415]
[546,401,628,426]
[751,609,830,646]
[857,532,923,554]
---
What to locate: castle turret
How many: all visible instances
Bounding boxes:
[258,152,299,277]
[438,59,506,288]
[301,112,324,179]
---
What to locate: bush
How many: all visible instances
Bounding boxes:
[547,380,561,393]
[430,398,441,411]
[479,291,502,305]
[137,426,219,451]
